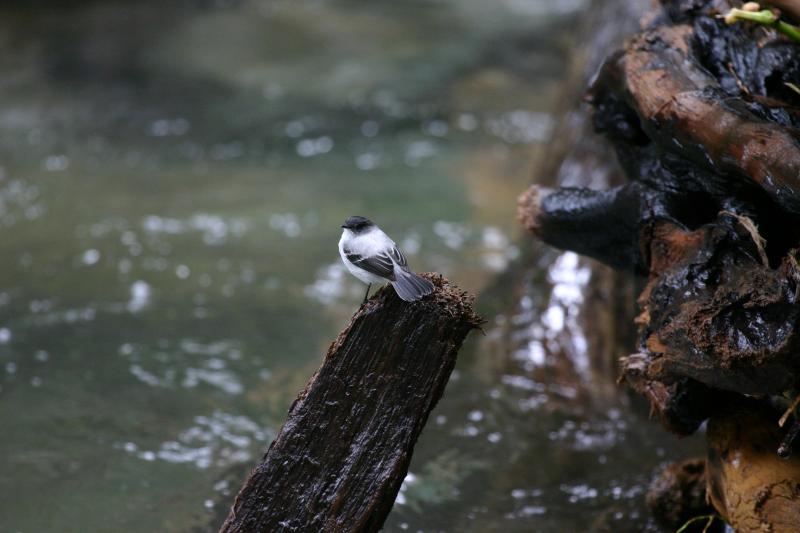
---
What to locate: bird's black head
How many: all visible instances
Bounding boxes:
[341,215,375,233]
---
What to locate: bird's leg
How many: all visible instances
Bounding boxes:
[362,283,372,305]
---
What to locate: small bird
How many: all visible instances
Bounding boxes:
[339,215,434,303]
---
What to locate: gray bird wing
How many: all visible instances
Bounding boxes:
[344,246,407,280]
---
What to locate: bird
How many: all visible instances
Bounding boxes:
[338,215,434,303]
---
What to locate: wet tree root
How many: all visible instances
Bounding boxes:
[646,457,720,532]
[707,400,800,532]
[518,0,800,528]
[218,274,481,533]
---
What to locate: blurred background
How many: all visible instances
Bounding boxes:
[0,1,703,531]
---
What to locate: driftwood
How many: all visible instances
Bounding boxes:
[219,274,481,533]
[518,0,800,527]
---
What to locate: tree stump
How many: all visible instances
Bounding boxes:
[219,274,481,533]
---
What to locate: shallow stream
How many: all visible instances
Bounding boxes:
[0,1,701,531]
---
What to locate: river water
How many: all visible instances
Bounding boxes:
[0,1,702,531]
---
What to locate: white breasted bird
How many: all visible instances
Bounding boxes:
[339,215,434,303]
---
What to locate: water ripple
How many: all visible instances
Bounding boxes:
[120,410,273,469]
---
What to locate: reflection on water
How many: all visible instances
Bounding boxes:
[119,409,274,470]
[526,251,591,374]
[0,1,700,532]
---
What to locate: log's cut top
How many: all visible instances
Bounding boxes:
[220,273,481,533]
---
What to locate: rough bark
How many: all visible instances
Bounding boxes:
[219,274,481,533]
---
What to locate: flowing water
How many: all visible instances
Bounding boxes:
[0,1,703,531]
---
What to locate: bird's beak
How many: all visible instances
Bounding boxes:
[341,224,348,229]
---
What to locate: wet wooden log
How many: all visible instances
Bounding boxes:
[630,214,800,396]
[219,274,481,533]
[706,399,800,532]
[594,24,800,214]
[519,182,673,273]
[520,8,800,265]
[517,0,800,525]
[519,0,800,405]
[523,191,800,421]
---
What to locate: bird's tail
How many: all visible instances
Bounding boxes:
[390,269,435,302]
